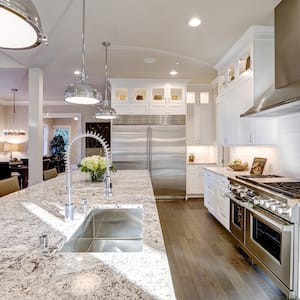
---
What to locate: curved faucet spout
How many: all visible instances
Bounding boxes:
[64,131,112,221]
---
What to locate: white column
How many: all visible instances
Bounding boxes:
[28,68,43,185]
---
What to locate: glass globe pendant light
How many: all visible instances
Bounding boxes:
[94,42,117,119]
[64,0,101,105]
[0,0,47,49]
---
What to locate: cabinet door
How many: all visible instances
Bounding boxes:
[216,193,230,230]
[186,165,204,195]
[216,94,229,145]
[203,170,217,215]
[226,86,240,145]
[168,87,185,104]
[237,76,254,144]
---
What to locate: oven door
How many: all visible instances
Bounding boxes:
[228,193,245,244]
[245,207,293,289]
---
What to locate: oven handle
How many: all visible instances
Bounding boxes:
[246,206,293,232]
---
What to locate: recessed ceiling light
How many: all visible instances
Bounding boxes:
[175,62,180,65]
[144,57,156,64]
[169,70,178,76]
[189,17,201,27]
[74,70,81,75]
[74,117,79,121]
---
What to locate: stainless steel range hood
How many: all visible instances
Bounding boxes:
[241,0,300,117]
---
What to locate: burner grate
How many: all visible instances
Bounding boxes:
[260,182,300,198]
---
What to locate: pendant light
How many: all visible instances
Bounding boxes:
[64,0,101,105]
[94,42,117,119]
[0,0,47,49]
[3,88,26,136]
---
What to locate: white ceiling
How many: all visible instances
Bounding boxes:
[0,0,281,103]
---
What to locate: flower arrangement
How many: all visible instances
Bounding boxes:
[79,155,106,181]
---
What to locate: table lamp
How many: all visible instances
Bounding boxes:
[4,143,19,161]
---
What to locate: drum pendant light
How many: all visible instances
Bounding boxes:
[0,0,47,49]
[94,42,117,119]
[64,0,101,105]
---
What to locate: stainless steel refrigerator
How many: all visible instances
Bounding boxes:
[111,115,186,199]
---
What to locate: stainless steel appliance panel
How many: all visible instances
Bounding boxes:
[229,197,245,244]
[150,125,186,198]
[245,207,293,289]
[111,115,186,199]
[111,125,148,170]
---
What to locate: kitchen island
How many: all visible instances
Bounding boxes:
[0,170,175,300]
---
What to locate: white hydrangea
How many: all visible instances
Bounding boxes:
[79,155,106,173]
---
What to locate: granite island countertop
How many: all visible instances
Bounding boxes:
[0,170,175,300]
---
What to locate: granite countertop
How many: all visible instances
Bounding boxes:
[0,170,175,300]
[203,166,250,177]
[186,162,217,165]
[203,166,300,205]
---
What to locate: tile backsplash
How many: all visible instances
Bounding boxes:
[229,146,279,175]
[187,145,217,163]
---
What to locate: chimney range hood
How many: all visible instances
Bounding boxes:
[241,0,300,117]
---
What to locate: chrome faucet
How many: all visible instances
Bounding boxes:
[64,131,113,221]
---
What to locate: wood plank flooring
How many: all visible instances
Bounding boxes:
[156,198,287,300]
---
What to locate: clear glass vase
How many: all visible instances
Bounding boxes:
[90,171,105,182]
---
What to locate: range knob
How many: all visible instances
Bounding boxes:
[270,201,281,211]
[259,199,265,206]
[265,202,272,208]
[264,198,275,208]
[277,205,290,215]
[253,198,260,205]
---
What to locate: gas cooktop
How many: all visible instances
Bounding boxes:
[236,174,300,198]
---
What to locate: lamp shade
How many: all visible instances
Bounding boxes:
[94,105,117,119]
[64,82,101,105]
[4,143,19,152]
[0,0,47,49]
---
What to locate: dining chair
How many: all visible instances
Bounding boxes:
[0,176,20,197]
[43,168,58,181]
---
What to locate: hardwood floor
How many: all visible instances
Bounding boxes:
[156,198,287,300]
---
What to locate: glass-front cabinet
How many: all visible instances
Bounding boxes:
[110,79,188,115]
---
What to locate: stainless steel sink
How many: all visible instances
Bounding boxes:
[60,207,143,253]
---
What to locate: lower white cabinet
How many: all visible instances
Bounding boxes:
[203,169,230,230]
[186,164,216,198]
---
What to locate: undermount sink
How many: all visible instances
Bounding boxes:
[60,207,143,253]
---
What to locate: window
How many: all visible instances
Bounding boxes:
[200,92,209,104]
[187,92,195,103]
[43,125,48,155]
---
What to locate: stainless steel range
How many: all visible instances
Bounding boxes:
[226,174,300,300]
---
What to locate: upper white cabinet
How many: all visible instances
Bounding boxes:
[215,26,276,146]
[186,85,216,145]
[110,79,188,115]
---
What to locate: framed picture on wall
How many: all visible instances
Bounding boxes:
[53,126,71,152]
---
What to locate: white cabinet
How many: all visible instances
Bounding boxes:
[110,79,187,115]
[215,26,276,146]
[186,164,214,198]
[149,85,186,115]
[203,169,230,230]
[204,171,217,215]
[186,90,215,145]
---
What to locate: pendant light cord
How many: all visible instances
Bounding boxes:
[102,41,110,105]
[12,88,18,131]
[80,0,86,82]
